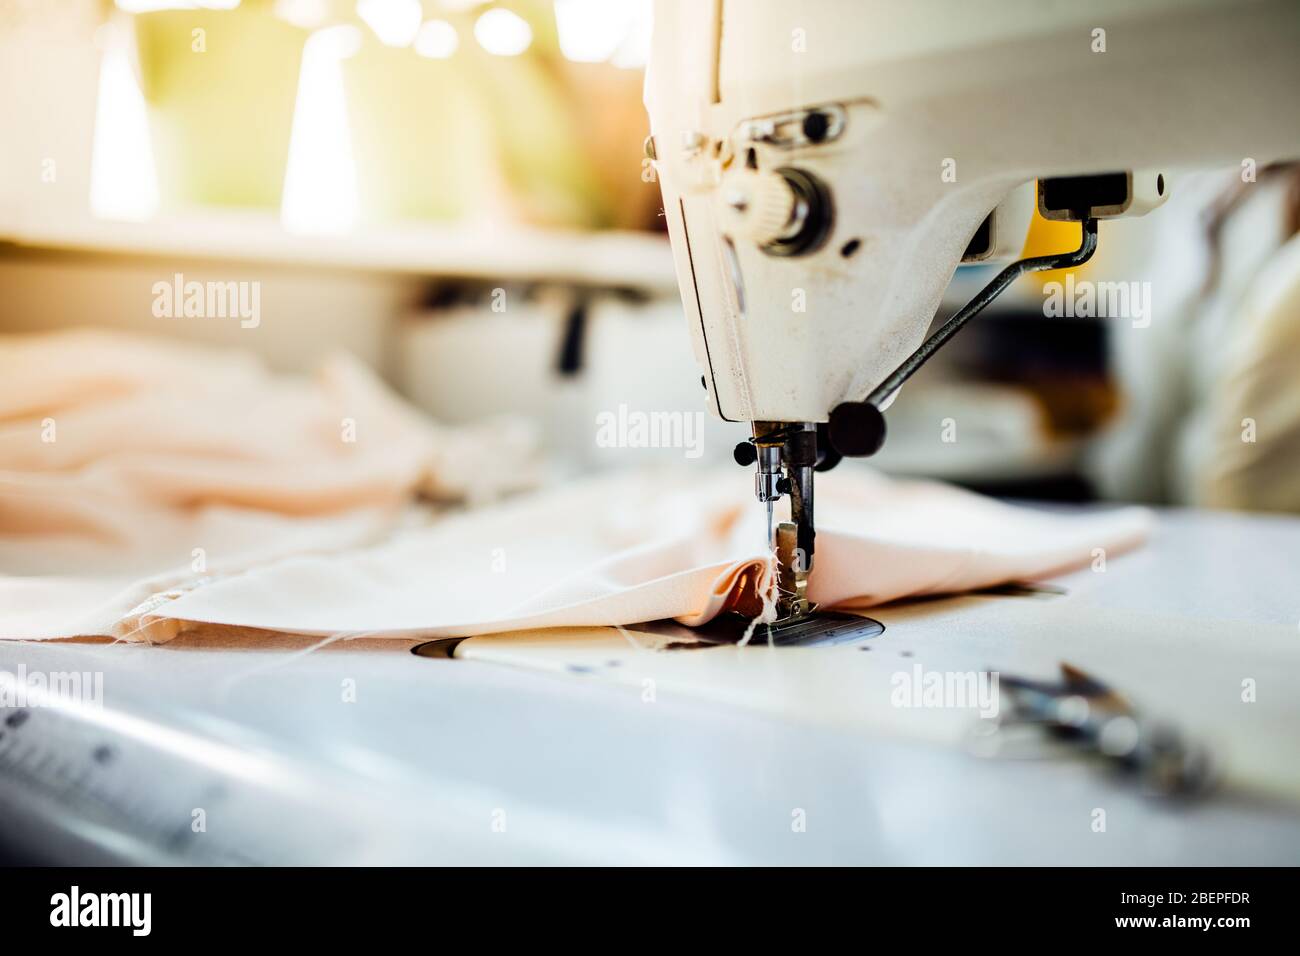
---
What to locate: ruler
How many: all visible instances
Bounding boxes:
[0,670,391,864]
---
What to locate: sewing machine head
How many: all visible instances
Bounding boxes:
[643,0,1300,622]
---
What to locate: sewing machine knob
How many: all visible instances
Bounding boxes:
[828,401,887,458]
[720,170,802,246]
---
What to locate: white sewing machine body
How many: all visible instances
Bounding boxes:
[643,0,1300,626]
[645,0,1300,423]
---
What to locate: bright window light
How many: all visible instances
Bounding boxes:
[553,0,651,68]
[473,8,532,57]
[89,20,160,222]
[281,25,362,236]
[414,20,459,59]
[114,1,240,12]
[554,0,628,63]
[356,0,422,48]
[610,0,652,69]
[273,0,330,29]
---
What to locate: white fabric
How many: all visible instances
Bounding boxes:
[119,468,1151,642]
[0,329,537,639]
[0,330,1150,643]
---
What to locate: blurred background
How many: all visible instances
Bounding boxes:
[2,0,1298,509]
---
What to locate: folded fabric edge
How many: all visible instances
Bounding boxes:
[106,555,778,644]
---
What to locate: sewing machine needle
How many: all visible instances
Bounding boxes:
[766,499,774,549]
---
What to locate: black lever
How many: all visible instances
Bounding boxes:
[828,217,1099,459]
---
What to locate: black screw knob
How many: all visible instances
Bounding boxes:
[828,401,887,457]
[802,111,830,143]
[733,442,758,466]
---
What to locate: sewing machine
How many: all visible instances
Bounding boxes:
[644,0,1300,626]
[6,0,1300,869]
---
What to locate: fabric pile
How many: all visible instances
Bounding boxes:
[0,330,536,639]
[0,330,1151,644]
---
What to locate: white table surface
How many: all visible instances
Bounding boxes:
[2,505,1297,865]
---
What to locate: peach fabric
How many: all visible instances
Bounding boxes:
[131,469,1151,643]
[0,330,535,639]
[0,330,1150,643]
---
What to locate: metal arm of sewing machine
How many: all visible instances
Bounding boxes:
[824,216,1101,463]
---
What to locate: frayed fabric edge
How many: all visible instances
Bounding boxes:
[736,552,780,647]
[111,579,220,644]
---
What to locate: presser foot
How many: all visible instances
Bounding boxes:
[740,422,819,622]
[739,608,882,647]
[773,521,813,621]
[627,610,884,649]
